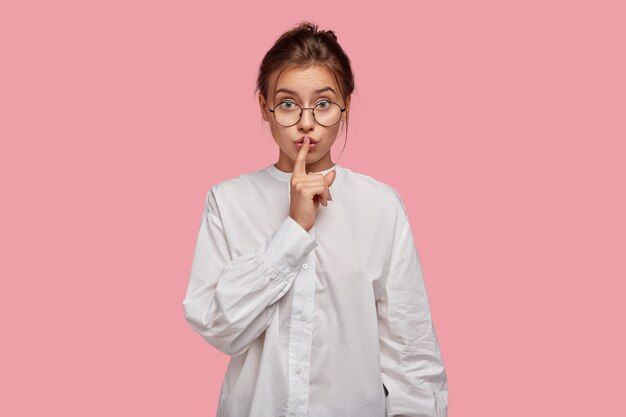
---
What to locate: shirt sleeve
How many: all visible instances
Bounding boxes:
[378,214,449,417]
[182,188,318,357]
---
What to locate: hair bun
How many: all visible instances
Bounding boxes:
[295,21,317,33]
[324,30,337,41]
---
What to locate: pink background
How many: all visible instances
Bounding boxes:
[1,1,624,416]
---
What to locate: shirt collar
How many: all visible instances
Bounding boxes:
[266,162,343,182]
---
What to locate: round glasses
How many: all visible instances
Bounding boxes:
[268,99,346,127]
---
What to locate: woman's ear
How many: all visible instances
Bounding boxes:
[258,93,269,122]
[343,95,351,121]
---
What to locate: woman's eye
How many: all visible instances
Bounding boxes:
[280,100,296,109]
[316,100,330,109]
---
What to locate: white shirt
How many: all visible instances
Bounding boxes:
[182,163,448,417]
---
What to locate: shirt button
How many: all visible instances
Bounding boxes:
[302,263,308,269]
[300,314,308,322]
[296,367,302,374]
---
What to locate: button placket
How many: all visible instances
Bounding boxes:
[286,248,316,417]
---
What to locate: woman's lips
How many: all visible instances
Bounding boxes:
[295,136,318,143]
[294,136,318,149]
[295,141,317,149]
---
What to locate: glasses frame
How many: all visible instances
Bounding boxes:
[268,99,347,127]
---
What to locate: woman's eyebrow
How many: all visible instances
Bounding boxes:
[275,86,336,96]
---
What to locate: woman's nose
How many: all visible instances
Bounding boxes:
[298,108,316,128]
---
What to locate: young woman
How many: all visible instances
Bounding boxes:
[183,21,448,417]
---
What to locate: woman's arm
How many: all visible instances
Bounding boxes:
[182,188,318,357]
[378,214,449,417]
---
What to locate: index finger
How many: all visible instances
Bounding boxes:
[292,136,310,178]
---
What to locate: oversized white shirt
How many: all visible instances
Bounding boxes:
[182,162,448,417]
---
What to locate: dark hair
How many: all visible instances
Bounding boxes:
[254,21,356,163]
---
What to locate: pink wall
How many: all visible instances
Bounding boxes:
[1,1,624,416]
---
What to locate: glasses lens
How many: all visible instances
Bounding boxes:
[314,101,342,126]
[274,101,301,126]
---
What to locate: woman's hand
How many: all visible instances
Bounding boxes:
[288,136,336,232]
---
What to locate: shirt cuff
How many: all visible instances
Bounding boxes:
[259,216,318,277]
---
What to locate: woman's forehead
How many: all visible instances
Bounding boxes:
[273,66,338,96]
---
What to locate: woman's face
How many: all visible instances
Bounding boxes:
[259,65,350,172]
